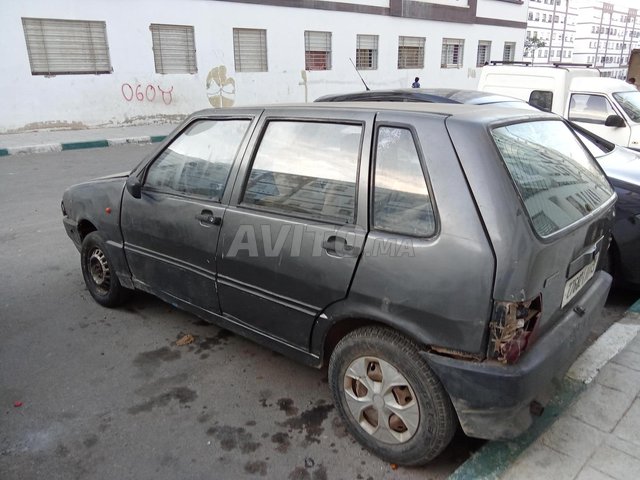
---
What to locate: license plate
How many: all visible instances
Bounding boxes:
[562,253,599,308]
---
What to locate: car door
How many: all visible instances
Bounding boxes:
[568,93,631,146]
[120,115,257,316]
[216,108,373,349]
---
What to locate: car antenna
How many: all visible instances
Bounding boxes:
[349,58,370,91]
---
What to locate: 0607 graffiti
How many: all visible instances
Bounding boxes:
[121,83,173,105]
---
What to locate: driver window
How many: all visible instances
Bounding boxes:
[568,94,616,125]
[145,119,250,200]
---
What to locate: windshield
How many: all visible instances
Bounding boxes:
[492,120,613,237]
[613,91,640,122]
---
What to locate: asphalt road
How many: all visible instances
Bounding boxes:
[0,145,637,480]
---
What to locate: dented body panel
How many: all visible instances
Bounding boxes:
[62,103,614,442]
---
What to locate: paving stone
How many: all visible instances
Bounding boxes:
[613,398,640,447]
[628,335,640,355]
[586,443,640,480]
[574,466,619,480]
[595,362,640,397]
[540,415,605,462]
[611,350,640,372]
[607,434,640,459]
[503,442,583,480]
[569,384,635,433]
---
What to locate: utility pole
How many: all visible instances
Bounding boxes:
[548,0,559,63]
[559,0,570,61]
[602,3,614,72]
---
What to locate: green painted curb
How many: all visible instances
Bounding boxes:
[150,135,166,143]
[448,377,585,480]
[61,140,110,150]
[629,298,640,314]
[0,148,9,157]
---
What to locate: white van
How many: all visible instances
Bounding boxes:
[478,65,640,150]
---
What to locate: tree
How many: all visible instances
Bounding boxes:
[524,37,547,64]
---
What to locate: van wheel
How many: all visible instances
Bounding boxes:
[81,232,129,308]
[328,326,457,466]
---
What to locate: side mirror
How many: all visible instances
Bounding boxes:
[604,114,626,128]
[126,175,142,199]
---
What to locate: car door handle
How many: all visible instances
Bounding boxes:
[195,210,222,226]
[322,235,361,257]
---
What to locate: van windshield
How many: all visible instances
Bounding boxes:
[613,91,640,122]
[492,120,613,237]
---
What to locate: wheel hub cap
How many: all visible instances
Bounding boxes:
[88,247,110,294]
[343,356,420,444]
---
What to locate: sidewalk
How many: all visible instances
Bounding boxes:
[0,123,179,156]
[451,299,640,480]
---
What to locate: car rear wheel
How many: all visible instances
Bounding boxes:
[328,326,457,466]
[81,232,129,307]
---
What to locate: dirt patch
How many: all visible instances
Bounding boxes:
[277,402,334,444]
[244,460,268,476]
[271,432,290,453]
[277,398,298,417]
[206,425,261,454]
[128,387,197,414]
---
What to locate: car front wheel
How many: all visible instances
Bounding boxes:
[81,232,129,307]
[328,326,457,466]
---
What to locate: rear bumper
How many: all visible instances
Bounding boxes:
[423,270,612,440]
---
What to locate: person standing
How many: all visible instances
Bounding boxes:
[411,77,420,88]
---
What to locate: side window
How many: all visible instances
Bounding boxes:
[373,127,436,237]
[145,119,250,200]
[568,94,616,124]
[529,90,553,112]
[242,121,361,223]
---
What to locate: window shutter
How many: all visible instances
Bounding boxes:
[150,24,197,74]
[233,29,268,72]
[305,31,332,70]
[22,17,112,75]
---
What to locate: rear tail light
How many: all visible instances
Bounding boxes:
[488,295,541,364]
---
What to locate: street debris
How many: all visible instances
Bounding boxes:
[176,334,195,346]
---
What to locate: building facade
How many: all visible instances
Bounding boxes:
[0,0,527,133]
[573,1,639,79]
[524,0,640,78]
[525,0,577,64]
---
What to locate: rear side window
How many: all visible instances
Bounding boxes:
[492,121,613,237]
[242,121,361,224]
[145,119,250,200]
[373,127,436,237]
[529,90,553,112]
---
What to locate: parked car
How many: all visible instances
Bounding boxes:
[63,103,615,466]
[477,64,640,150]
[572,123,640,287]
[315,87,538,109]
[319,88,640,288]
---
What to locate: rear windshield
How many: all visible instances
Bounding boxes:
[492,120,613,237]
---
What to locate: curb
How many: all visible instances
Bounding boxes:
[448,298,640,480]
[0,135,166,157]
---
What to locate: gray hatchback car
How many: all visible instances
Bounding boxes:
[63,103,615,465]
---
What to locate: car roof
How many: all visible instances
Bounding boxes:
[192,102,554,125]
[314,88,528,105]
[569,76,637,94]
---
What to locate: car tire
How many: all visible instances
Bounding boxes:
[81,231,130,308]
[328,326,457,466]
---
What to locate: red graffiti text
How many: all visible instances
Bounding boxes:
[121,83,173,105]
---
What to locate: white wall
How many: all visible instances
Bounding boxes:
[0,0,525,132]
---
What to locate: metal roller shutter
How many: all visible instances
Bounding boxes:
[150,24,197,74]
[233,29,268,72]
[22,17,112,75]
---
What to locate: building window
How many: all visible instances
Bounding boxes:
[150,24,197,74]
[503,42,516,62]
[476,40,491,66]
[22,17,112,75]
[398,36,425,69]
[441,38,464,68]
[305,31,332,70]
[233,28,268,72]
[356,34,378,70]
